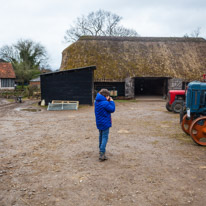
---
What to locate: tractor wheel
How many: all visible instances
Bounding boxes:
[189,116,206,146]
[172,101,183,113]
[166,102,172,112]
[181,114,193,135]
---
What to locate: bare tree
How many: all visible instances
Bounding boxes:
[190,27,201,38]
[0,39,48,69]
[184,27,201,38]
[64,10,139,43]
[0,39,50,85]
[0,45,19,63]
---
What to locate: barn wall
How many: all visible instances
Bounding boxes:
[30,81,40,88]
[125,77,135,98]
[168,78,183,90]
[41,68,95,105]
[94,81,125,96]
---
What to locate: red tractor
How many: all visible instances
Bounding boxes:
[166,90,186,113]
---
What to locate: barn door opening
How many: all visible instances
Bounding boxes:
[134,77,168,96]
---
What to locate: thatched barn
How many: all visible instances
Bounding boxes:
[60,36,206,97]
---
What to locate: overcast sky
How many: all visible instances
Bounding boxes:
[0,0,205,70]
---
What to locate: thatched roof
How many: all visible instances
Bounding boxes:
[60,36,206,81]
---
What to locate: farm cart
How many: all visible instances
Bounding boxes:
[166,90,185,113]
[181,81,206,146]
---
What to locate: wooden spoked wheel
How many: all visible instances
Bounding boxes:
[189,116,206,146]
[181,114,193,135]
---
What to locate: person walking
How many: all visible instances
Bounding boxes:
[95,89,115,161]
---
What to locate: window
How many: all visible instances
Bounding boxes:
[1,78,15,87]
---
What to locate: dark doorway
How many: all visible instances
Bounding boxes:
[134,77,168,96]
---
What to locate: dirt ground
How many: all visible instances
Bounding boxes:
[0,98,206,206]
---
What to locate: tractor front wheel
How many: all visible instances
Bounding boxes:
[172,100,183,113]
[189,116,206,146]
[181,114,193,135]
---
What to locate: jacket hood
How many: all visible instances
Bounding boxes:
[95,93,107,102]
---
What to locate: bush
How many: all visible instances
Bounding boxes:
[0,85,40,99]
[26,85,39,98]
[16,85,28,90]
[0,90,25,99]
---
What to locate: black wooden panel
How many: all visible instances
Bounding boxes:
[41,67,95,105]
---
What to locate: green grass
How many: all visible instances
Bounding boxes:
[114,99,137,103]
[151,140,159,145]
[7,99,15,103]
[16,85,28,90]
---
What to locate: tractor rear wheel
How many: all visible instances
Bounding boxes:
[181,114,193,135]
[166,102,172,112]
[189,116,206,146]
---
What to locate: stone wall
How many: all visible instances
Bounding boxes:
[168,78,183,90]
[125,77,134,98]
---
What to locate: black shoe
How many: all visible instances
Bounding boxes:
[103,155,108,160]
[99,152,108,161]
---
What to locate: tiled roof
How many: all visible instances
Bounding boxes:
[0,62,16,78]
[30,76,40,82]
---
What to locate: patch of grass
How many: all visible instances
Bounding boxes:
[160,120,173,124]
[170,133,192,143]
[7,99,15,103]
[30,102,39,107]
[21,108,41,112]
[16,85,28,90]
[115,99,137,103]
[22,97,29,101]
[78,105,91,109]
[151,140,159,145]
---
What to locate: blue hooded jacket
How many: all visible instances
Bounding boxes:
[95,93,115,130]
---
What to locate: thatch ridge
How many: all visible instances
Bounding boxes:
[79,36,206,42]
